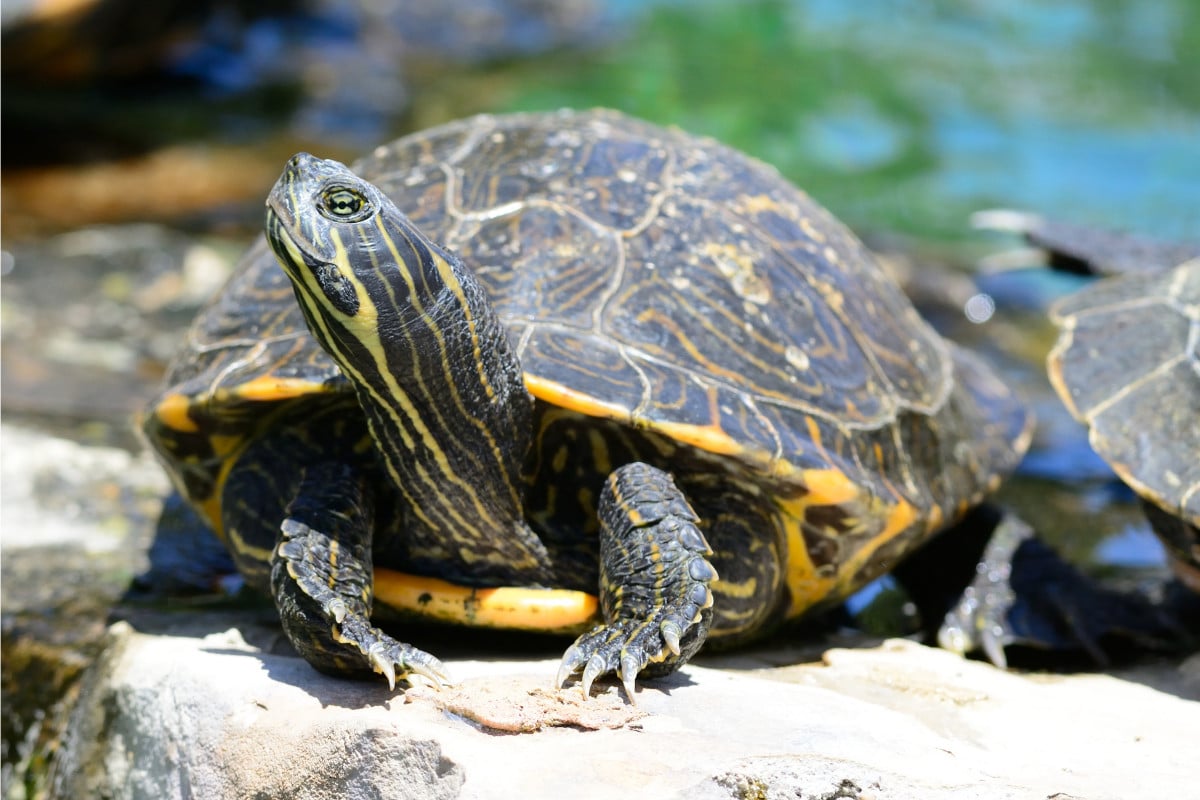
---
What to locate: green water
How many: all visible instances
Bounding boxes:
[492,0,1198,242]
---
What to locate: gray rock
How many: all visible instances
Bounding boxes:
[1,423,169,797]
[52,622,1197,800]
[0,423,166,555]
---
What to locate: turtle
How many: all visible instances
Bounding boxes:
[141,109,1032,696]
[975,211,1200,592]
[1051,260,1200,593]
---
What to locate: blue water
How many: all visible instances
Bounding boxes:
[505,0,1199,241]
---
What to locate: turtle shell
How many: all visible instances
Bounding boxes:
[144,109,1030,614]
[1048,259,1200,534]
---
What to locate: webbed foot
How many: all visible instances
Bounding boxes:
[271,465,450,689]
[938,514,1188,667]
[556,463,716,702]
[275,519,450,688]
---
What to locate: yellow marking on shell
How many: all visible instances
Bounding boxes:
[641,419,747,458]
[777,490,835,616]
[228,375,329,402]
[737,193,782,214]
[525,373,632,419]
[188,431,252,538]
[799,216,827,244]
[801,465,860,506]
[167,402,315,566]
[198,495,224,539]
[775,470,916,617]
[709,603,761,632]
[154,393,200,433]
[207,433,243,459]
[551,445,569,474]
[527,375,751,459]
[373,568,598,633]
[834,497,918,592]
[804,416,826,449]
[636,308,764,388]
[587,428,613,476]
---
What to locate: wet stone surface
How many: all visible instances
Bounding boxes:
[0,424,169,799]
[1,223,231,797]
[1,224,236,444]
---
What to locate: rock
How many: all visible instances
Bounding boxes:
[51,620,1196,800]
[0,423,168,797]
[1,226,235,440]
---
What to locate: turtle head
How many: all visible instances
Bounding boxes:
[264,150,486,403]
[265,152,418,325]
[263,153,539,570]
[265,150,510,384]
[265,152,477,375]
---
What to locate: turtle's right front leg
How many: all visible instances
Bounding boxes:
[557,463,717,701]
[271,462,449,689]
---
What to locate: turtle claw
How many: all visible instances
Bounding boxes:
[981,627,1008,671]
[557,600,714,702]
[554,560,715,701]
[413,659,454,689]
[337,613,451,690]
[555,646,587,693]
[558,623,653,701]
[661,623,682,657]
[368,643,398,690]
[364,640,451,691]
[619,654,641,705]
[582,653,608,698]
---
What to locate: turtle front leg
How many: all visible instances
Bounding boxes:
[271,463,449,689]
[557,463,717,701]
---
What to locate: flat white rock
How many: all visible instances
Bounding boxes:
[53,622,1197,800]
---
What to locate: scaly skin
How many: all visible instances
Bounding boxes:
[557,463,717,702]
[271,462,449,688]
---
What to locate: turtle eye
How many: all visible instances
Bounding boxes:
[319,186,373,222]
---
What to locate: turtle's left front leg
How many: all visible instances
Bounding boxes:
[272,462,450,689]
[557,463,717,701]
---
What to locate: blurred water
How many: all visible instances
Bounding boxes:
[503,0,1199,240]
